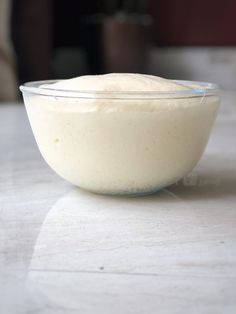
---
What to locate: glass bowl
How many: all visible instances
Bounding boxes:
[20,80,220,196]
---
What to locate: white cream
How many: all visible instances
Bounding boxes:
[23,74,220,195]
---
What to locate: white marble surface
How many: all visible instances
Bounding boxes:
[0,92,236,314]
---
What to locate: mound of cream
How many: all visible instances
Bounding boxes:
[23,73,219,195]
[41,73,191,92]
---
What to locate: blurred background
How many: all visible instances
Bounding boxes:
[1,0,236,102]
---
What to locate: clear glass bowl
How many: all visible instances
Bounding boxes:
[20,80,220,196]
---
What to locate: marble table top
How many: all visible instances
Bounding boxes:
[0,92,236,314]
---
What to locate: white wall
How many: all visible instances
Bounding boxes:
[148,47,236,91]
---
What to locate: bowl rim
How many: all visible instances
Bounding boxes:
[19,79,220,99]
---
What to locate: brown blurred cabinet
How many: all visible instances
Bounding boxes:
[11,0,236,84]
[150,0,236,45]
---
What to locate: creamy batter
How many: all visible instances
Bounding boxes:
[23,74,220,195]
[42,73,191,92]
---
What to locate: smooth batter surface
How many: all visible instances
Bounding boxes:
[41,73,191,92]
